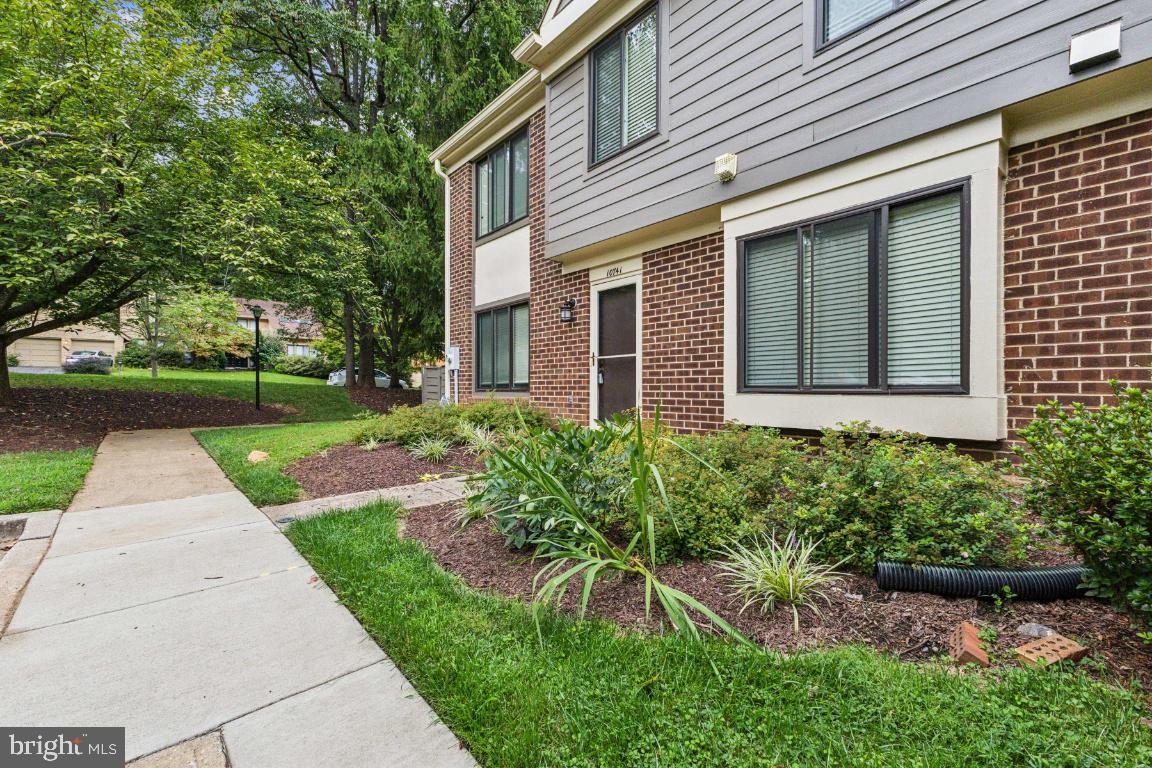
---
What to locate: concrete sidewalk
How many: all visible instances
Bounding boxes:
[0,429,477,767]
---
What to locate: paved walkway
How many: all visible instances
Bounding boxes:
[0,429,477,767]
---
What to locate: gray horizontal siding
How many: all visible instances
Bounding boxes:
[544,0,1152,257]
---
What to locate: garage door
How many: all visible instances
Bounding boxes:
[11,338,62,367]
[71,340,116,357]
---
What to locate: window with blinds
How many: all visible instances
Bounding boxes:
[820,0,919,46]
[475,128,529,238]
[591,7,658,165]
[741,187,965,392]
[476,302,529,391]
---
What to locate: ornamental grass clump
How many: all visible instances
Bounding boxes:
[714,532,846,633]
[1017,383,1152,633]
[409,436,450,463]
[483,406,753,647]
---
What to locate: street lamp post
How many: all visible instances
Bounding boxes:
[248,304,263,411]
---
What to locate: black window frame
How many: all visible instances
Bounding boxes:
[737,179,970,396]
[815,0,922,51]
[474,126,530,240]
[474,301,530,392]
[587,3,660,168]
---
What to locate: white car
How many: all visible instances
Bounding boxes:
[326,368,408,388]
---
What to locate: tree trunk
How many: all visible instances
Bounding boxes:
[357,316,375,388]
[0,335,13,407]
[342,292,357,387]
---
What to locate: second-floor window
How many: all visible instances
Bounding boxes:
[590,6,658,165]
[476,128,529,238]
[820,0,918,46]
[740,186,966,393]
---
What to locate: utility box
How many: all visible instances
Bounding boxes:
[446,346,461,371]
[421,366,445,405]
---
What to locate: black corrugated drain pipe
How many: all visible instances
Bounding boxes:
[875,561,1090,601]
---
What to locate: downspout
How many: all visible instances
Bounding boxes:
[433,158,457,405]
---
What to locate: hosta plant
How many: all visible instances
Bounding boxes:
[714,532,846,633]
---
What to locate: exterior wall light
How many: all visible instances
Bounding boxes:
[559,299,576,323]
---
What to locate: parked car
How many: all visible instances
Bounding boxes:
[63,350,113,367]
[326,367,408,388]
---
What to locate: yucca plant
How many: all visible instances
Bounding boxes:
[409,436,450,463]
[714,532,846,633]
[485,406,753,647]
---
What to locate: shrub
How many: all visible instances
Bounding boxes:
[356,404,463,447]
[714,532,846,633]
[275,354,330,379]
[6,352,18,367]
[460,398,552,432]
[1016,383,1152,629]
[768,423,1027,569]
[410,436,450,463]
[644,426,810,560]
[116,343,150,367]
[63,357,112,374]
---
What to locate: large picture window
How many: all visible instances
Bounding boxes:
[476,128,529,238]
[590,6,658,165]
[740,185,966,393]
[819,0,919,47]
[476,302,529,391]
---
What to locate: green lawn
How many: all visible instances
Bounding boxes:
[194,420,364,506]
[288,502,1152,768]
[0,448,95,515]
[12,367,360,422]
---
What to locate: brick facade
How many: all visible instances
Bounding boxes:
[1003,109,1152,452]
[527,110,591,422]
[447,162,474,403]
[641,232,726,432]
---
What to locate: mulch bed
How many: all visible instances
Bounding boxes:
[403,502,1152,690]
[0,387,288,453]
[346,386,422,413]
[286,443,480,499]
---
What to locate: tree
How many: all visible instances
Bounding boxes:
[223,0,545,387]
[0,0,363,404]
[162,292,253,361]
[120,289,169,379]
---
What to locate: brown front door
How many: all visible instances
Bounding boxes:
[597,284,637,420]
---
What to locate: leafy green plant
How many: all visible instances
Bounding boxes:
[356,404,462,447]
[642,426,810,559]
[274,354,329,379]
[63,356,112,374]
[486,407,751,646]
[472,416,633,549]
[410,436,450,463]
[460,398,552,433]
[362,436,382,452]
[769,423,1027,569]
[6,352,18,367]
[1016,383,1152,629]
[456,422,499,456]
[714,532,846,633]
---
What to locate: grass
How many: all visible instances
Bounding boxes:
[11,367,361,422]
[0,448,95,515]
[287,502,1152,768]
[194,420,364,506]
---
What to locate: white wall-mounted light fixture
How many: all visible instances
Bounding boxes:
[1070,21,1122,73]
[714,153,738,183]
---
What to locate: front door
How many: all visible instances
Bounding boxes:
[596,283,637,420]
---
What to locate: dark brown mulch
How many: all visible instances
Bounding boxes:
[403,502,1152,690]
[286,443,480,498]
[0,387,287,453]
[346,386,422,414]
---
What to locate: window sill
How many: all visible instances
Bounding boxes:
[584,132,669,182]
[725,391,1004,441]
[473,389,531,399]
[475,216,530,248]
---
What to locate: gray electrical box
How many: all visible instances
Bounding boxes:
[446,346,461,371]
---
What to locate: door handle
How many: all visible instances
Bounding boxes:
[597,367,604,385]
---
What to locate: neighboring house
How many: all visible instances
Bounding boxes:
[233,299,321,361]
[430,0,1152,456]
[9,319,125,367]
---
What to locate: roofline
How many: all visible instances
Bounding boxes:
[428,69,545,174]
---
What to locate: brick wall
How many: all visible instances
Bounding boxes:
[1003,109,1152,452]
[447,163,474,403]
[641,232,726,432]
[528,109,591,421]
